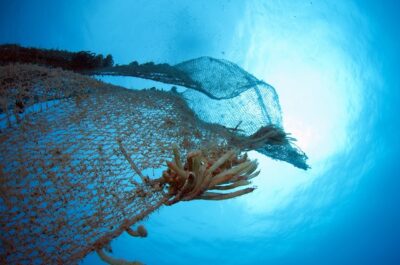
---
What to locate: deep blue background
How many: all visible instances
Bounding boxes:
[1,0,399,264]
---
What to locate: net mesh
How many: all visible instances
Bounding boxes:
[0,60,308,264]
[176,57,308,169]
[0,64,230,264]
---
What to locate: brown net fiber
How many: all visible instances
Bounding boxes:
[0,61,308,264]
[0,64,229,264]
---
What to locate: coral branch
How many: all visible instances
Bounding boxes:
[97,249,143,265]
[196,188,255,200]
[212,179,252,190]
[117,139,148,183]
[162,146,258,205]
[205,150,236,175]
[172,144,183,170]
[126,225,148,238]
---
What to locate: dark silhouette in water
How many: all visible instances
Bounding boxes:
[0,44,114,70]
[0,44,197,88]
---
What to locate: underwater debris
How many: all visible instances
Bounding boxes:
[0,46,308,168]
[0,58,307,264]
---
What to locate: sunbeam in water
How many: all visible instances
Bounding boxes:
[0,0,398,264]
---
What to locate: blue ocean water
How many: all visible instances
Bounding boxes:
[1,0,399,264]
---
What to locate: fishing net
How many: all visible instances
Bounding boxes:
[0,60,308,264]
[175,57,308,169]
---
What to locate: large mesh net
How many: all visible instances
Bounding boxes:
[0,59,308,264]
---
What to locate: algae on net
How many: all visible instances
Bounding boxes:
[0,58,308,264]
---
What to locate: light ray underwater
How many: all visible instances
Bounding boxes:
[0,1,399,264]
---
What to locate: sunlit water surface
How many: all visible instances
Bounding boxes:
[1,0,399,264]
